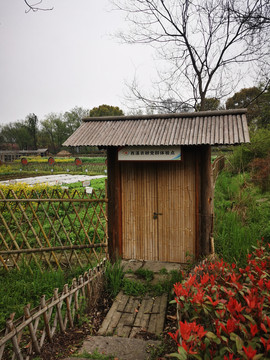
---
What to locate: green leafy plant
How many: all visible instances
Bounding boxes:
[135,268,154,281]
[104,259,124,298]
[159,268,168,275]
[169,240,270,359]
[122,278,148,296]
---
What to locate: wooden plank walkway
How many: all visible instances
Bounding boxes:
[98,291,168,338]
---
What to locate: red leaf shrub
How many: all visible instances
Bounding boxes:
[170,239,270,359]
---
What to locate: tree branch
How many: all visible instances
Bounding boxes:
[24,0,53,13]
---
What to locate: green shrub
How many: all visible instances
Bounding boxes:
[228,128,270,173]
[122,278,147,296]
[135,268,154,281]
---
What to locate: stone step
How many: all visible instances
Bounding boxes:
[65,335,161,360]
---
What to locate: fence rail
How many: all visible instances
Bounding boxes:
[0,259,106,360]
[0,188,108,272]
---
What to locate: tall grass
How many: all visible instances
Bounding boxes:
[214,170,270,266]
[104,259,124,298]
[0,262,91,330]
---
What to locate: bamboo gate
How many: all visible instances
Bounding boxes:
[0,187,108,359]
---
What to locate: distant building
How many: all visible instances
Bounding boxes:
[56,150,72,157]
[0,149,49,163]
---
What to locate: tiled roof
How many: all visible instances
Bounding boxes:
[63,109,249,147]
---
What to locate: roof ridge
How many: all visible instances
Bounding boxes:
[82,109,247,122]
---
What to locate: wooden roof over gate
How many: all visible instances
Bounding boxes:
[63,109,249,147]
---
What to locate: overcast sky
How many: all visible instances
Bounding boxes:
[0,0,157,125]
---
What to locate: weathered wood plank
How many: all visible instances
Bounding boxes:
[140,297,154,333]
[155,293,168,334]
[99,292,130,335]
[116,297,140,337]
[148,296,161,334]
[129,298,148,338]
[98,295,122,335]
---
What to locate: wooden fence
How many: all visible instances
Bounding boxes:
[0,188,108,272]
[0,259,106,360]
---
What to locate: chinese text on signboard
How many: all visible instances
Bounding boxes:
[118,146,181,161]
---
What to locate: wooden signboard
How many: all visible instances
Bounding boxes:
[118,146,181,161]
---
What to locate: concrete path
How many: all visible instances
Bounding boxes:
[65,336,161,360]
[0,174,106,186]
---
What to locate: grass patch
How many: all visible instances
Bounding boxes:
[122,269,183,298]
[135,268,154,281]
[65,177,106,192]
[0,262,91,330]
[122,278,148,296]
[214,170,270,266]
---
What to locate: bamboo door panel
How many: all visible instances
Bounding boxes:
[121,162,158,260]
[120,153,196,263]
[157,155,196,262]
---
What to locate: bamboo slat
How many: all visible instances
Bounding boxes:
[0,189,108,271]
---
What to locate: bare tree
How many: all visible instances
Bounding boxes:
[114,0,270,111]
[230,0,270,27]
[24,0,53,13]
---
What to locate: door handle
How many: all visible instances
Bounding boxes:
[153,212,162,219]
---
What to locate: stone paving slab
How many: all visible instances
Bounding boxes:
[65,336,161,360]
[122,259,181,274]
[0,174,106,186]
[121,259,144,273]
[141,260,181,273]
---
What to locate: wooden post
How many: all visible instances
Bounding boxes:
[6,319,24,360]
[200,145,213,256]
[107,147,122,261]
[72,278,79,321]
[195,152,201,259]
[41,295,52,343]
[53,289,65,333]
[63,284,74,328]
[24,305,41,355]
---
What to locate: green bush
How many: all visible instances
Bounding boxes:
[228,128,270,173]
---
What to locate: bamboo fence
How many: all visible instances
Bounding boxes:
[0,259,107,360]
[0,187,108,272]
